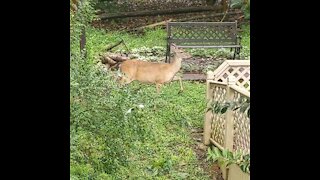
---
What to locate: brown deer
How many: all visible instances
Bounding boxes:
[118,44,190,93]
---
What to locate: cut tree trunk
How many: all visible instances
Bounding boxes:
[107,54,130,62]
[101,56,117,65]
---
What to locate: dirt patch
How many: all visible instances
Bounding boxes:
[182,57,225,74]
[190,128,224,180]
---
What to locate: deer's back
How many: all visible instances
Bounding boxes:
[120,60,176,84]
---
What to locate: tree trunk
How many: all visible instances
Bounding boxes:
[79,0,87,58]
[80,27,87,58]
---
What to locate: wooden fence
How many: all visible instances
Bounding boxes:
[203,60,250,180]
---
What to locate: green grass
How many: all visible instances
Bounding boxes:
[85,27,167,62]
[71,24,250,179]
[110,81,210,179]
[85,24,250,62]
[240,24,250,59]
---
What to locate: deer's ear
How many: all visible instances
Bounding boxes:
[171,43,177,48]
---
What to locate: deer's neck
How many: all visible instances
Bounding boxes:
[170,56,182,73]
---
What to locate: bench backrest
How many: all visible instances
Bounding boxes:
[167,22,239,47]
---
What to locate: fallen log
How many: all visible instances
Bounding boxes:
[99,6,223,20]
[129,19,172,32]
[108,54,130,62]
[100,55,117,65]
[176,11,242,22]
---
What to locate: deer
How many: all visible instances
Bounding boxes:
[118,44,191,94]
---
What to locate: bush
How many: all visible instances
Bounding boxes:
[70,0,153,178]
[70,50,154,177]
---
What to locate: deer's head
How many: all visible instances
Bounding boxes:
[171,43,192,59]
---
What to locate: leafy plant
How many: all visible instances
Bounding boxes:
[70,5,250,177]
[117,46,166,62]
[230,0,250,20]
[207,147,250,174]
[70,51,155,178]
[70,0,97,47]
[208,96,250,118]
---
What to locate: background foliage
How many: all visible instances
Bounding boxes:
[70,0,250,178]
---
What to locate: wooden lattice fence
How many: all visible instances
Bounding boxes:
[204,60,250,180]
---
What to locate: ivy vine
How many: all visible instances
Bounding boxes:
[207,96,250,118]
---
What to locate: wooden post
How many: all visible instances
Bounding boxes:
[224,76,236,150]
[79,0,87,58]
[222,76,236,180]
[166,22,171,63]
[203,110,213,145]
[203,71,215,145]
[206,71,214,99]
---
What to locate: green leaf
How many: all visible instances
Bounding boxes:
[222,149,228,158]
[240,103,249,113]
[240,163,250,173]
[243,154,250,161]
[229,101,236,109]
[233,106,240,111]
[227,151,233,159]
[238,96,245,103]
[219,160,227,168]
[233,152,241,160]
[230,0,243,8]
[240,163,247,172]
[220,106,228,114]
[213,147,221,156]
[214,104,221,113]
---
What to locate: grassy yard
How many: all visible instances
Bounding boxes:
[70,24,250,179]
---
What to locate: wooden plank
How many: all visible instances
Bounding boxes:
[226,60,250,66]
[207,80,228,86]
[224,77,236,151]
[204,111,213,145]
[228,164,250,180]
[230,84,250,97]
[210,138,225,151]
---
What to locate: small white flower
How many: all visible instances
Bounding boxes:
[117,70,122,77]
[125,108,134,115]
[138,104,144,109]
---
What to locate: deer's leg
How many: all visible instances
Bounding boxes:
[178,77,184,93]
[156,83,162,94]
[119,76,133,90]
[156,83,160,94]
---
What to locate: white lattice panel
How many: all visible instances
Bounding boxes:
[210,84,227,147]
[232,91,250,154]
[208,60,250,91]
[206,65,250,155]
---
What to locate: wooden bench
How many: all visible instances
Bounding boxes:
[166,21,242,62]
